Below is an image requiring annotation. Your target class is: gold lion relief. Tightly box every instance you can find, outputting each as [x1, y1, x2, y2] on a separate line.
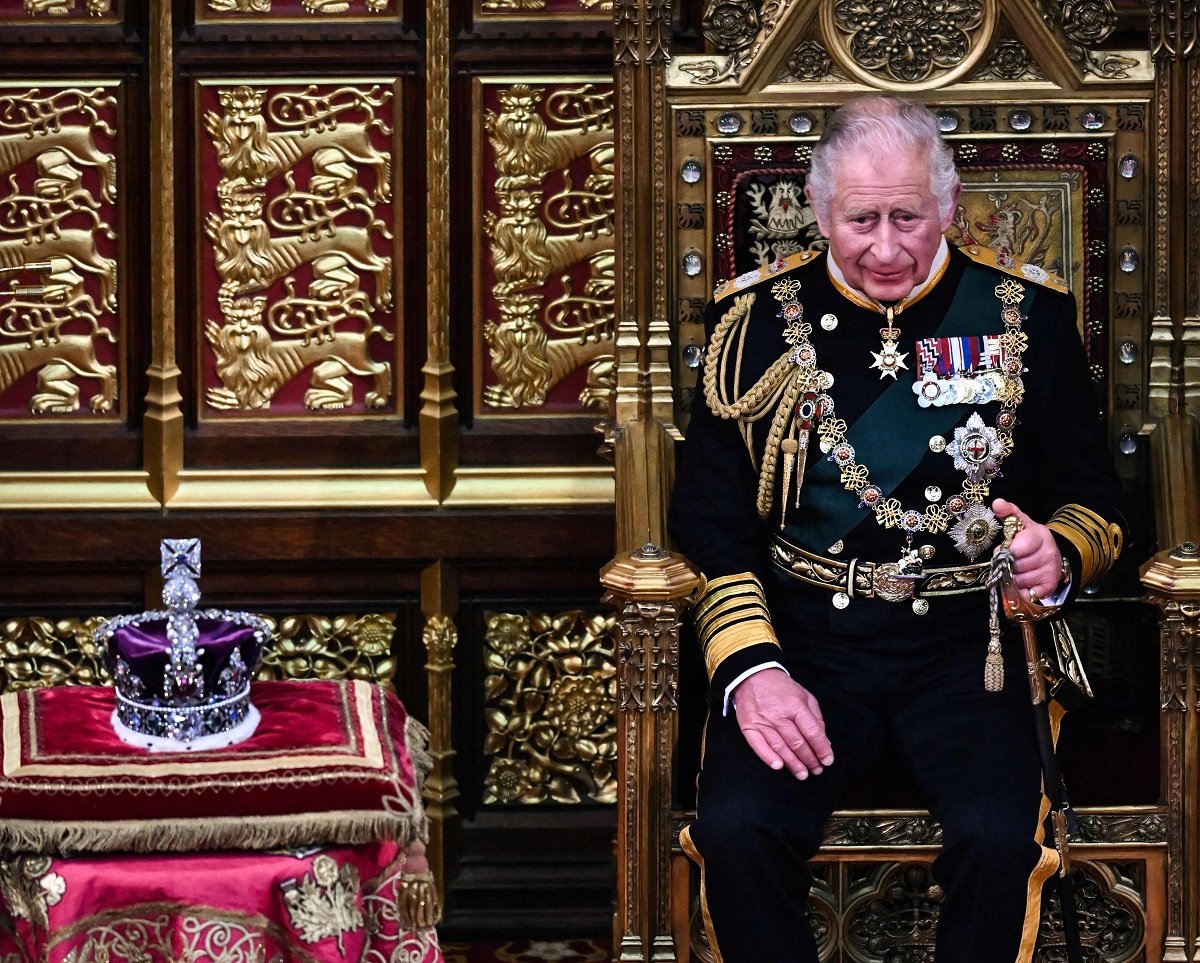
[484, 84, 612, 190]
[483, 289, 613, 409]
[205, 294, 393, 411]
[208, 0, 390, 13]
[21, 0, 112, 15]
[202, 83, 397, 414]
[204, 86, 392, 202]
[484, 188, 612, 297]
[480, 81, 616, 413]
[206, 179, 393, 310]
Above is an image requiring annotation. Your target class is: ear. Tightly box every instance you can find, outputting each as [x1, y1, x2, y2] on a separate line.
[806, 183, 829, 237]
[940, 182, 962, 233]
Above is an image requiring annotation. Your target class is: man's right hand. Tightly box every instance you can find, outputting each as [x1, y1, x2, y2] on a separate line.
[731, 668, 834, 779]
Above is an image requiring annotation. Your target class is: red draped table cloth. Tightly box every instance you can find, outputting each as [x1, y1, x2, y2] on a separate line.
[0, 679, 444, 963]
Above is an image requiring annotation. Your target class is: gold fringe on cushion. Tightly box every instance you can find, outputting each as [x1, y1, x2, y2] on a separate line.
[397, 871, 441, 929]
[405, 714, 434, 791]
[0, 811, 424, 857]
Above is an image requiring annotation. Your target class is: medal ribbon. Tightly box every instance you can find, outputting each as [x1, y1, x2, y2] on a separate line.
[794, 262, 1038, 551]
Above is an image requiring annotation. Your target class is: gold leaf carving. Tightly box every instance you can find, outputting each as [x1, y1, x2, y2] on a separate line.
[830, 0, 987, 84]
[0, 617, 109, 689]
[482, 611, 617, 805]
[422, 613, 458, 666]
[256, 613, 398, 685]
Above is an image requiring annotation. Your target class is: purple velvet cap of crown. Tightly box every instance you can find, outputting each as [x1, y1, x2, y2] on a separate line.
[107, 618, 262, 695]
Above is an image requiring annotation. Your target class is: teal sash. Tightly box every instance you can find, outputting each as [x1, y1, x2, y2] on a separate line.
[794, 263, 1037, 550]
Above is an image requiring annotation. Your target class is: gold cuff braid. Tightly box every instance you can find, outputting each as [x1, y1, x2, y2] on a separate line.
[693, 573, 780, 680]
[1046, 503, 1123, 587]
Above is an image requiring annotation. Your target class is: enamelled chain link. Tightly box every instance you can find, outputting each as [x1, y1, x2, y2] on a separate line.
[807, 277, 1030, 560]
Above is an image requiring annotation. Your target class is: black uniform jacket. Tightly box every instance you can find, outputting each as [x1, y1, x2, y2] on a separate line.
[668, 244, 1126, 700]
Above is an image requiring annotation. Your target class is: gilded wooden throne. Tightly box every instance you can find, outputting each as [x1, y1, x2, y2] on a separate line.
[603, 1, 1200, 960]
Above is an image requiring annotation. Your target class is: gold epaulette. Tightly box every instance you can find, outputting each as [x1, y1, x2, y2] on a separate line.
[959, 244, 1069, 293]
[712, 249, 821, 303]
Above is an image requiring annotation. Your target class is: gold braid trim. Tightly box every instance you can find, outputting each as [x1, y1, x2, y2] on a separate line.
[1046, 503, 1124, 587]
[693, 573, 779, 681]
[702, 293, 803, 519]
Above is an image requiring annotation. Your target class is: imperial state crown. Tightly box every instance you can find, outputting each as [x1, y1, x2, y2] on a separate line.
[94, 538, 270, 751]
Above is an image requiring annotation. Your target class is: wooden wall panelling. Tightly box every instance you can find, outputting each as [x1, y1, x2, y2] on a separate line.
[430, 0, 620, 933]
[0, 7, 150, 506]
[0, 0, 624, 940]
[171, 0, 427, 509]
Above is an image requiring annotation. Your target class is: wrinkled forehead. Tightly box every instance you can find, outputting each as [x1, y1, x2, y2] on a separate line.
[829, 149, 938, 204]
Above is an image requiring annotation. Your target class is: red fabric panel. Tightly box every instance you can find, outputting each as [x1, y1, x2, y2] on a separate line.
[0, 680, 423, 851]
[0, 841, 444, 963]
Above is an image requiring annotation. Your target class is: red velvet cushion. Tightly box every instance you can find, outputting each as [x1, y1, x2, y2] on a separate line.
[0, 679, 429, 855]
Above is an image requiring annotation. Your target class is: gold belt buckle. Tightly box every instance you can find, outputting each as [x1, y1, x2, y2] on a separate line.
[871, 562, 916, 602]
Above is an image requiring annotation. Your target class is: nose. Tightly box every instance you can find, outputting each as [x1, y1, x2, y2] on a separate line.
[872, 220, 898, 262]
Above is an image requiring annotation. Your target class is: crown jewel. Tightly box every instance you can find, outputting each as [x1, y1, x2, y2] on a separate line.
[95, 538, 270, 752]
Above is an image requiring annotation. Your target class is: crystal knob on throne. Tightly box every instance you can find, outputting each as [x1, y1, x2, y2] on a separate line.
[94, 538, 270, 752]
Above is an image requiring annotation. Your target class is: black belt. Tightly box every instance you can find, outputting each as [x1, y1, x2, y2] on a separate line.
[771, 534, 991, 603]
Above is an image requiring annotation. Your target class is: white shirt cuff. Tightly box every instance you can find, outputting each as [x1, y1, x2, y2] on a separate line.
[1038, 573, 1071, 607]
[723, 661, 789, 716]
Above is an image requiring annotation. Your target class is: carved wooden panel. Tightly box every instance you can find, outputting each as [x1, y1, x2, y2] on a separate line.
[474, 78, 615, 418]
[685, 854, 1162, 963]
[196, 79, 401, 419]
[0, 82, 121, 420]
[481, 609, 617, 805]
[194, 0, 400, 21]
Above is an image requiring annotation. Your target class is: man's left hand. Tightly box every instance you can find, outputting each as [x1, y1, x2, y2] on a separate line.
[991, 497, 1063, 599]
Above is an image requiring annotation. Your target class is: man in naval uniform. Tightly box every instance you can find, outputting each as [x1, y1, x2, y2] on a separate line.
[668, 95, 1125, 963]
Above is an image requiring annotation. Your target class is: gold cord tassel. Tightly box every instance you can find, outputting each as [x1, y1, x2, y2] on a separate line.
[984, 584, 1004, 692]
[397, 872, 441, 929]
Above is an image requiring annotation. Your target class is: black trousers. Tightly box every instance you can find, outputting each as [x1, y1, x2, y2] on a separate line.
[683, 615, 1057, 963]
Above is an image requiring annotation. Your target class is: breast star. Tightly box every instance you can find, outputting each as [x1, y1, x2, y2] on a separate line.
[869, 341, 909, 379]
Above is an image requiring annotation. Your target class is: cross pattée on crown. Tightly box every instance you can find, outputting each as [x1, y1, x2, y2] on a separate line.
[161, 538, 201, 580]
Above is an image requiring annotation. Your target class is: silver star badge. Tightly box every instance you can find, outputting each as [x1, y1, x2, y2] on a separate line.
[950, 504, 1001, 561]
[946, 412, 1002, 482]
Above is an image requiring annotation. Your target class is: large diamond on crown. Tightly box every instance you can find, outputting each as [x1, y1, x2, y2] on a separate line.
[94, 538, 269, 752]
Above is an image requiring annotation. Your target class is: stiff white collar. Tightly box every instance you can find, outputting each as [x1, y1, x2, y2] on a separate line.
[826, 236, 950, 310]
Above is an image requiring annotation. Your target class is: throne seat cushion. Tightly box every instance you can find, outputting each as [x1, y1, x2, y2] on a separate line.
[0, 678, 430, 855]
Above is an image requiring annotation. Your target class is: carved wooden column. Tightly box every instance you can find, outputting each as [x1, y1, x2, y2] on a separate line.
[602, 544, 699, 962]
[1143, 540, 1200, 961]
[421, 561, 460, 907]
[611, 0, 676, 554]
[145, 0, 183, 505]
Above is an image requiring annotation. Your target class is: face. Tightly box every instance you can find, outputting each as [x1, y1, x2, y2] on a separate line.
[811, 147, 958, 303]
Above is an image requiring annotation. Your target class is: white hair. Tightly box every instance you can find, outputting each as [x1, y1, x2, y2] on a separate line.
[806, 95, 960, 223]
